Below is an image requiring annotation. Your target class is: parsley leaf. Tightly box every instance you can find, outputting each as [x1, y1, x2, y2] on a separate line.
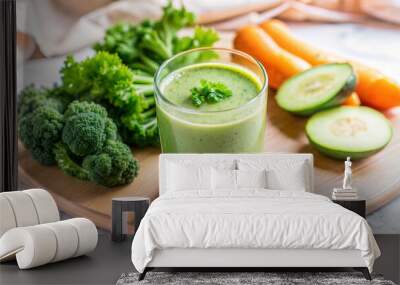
[191, 80, 233, 107]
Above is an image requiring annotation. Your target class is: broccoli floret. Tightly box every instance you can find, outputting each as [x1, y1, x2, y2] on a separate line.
[104, 118, 119, 142]
[18, 107, 64, 165]
[17, 85, 69, 118]
[53, 142, 89, 180]
[51, 101, 138, 187]
[83, 140, 139, 187]
[62, 113, 108, 156]
[62, 101, 118, 156]
[17, 86, 48, 118]
[63, 100, 108, 119]
[18, 92, 139, 187]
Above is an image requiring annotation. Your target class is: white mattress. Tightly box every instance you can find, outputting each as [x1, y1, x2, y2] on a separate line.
[131, 190, 380, 273]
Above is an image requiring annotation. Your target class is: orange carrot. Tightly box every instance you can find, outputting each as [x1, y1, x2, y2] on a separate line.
[342, 93, 361, 106]
[260, 20, 343, 65]
[353, 66, 400, 109]
[260, 20, 400, 110]
[234, 25, 311, 89]
[264, 66, 286, 89]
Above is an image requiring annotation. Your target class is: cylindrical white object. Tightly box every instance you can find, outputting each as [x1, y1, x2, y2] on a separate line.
[0, 192, 39, 227]
[65, 218, 98, 257]
[43, 221, 79, 262]
[23, 189, 59, 224]
[0, 190, 97, 269]
[0, 196, 17, 237]
[0, 226, 57, 269]
[0, 219, 98, 269]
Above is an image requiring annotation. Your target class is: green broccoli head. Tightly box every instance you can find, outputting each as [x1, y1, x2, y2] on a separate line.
[17, 86, 47, 118]
[62, 101, 118, 157]
[18, 89, 138, 187]
[105, 118, 118, 141]
[17, 85, 68, 118]
[64, 100, 107, 119]
[83, 140, 139, 187]
[62, 113, 106, 156]
[18, 106, 64, 165]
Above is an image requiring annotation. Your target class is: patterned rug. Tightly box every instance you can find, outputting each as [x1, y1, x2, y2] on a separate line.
[116, 271, 395, 285]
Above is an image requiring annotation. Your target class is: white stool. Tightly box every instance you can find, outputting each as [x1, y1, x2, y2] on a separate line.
[0, 190, 97, 269]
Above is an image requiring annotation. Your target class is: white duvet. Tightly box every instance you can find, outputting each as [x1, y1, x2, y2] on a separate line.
[131, 190, 380, 273]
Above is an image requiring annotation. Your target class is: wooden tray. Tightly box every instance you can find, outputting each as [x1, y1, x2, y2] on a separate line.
[19, 94, 400, 230]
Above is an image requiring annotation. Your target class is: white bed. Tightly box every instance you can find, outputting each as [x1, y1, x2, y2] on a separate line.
[131, 154, 380, 280]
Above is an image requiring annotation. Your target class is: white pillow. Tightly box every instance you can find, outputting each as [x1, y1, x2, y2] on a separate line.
[266, 163, 307, 191]
[212, 168, 237, 190]
[236, 169, 268, 189]
[237, 159, 309, 191]
[167, 163, 212, 191]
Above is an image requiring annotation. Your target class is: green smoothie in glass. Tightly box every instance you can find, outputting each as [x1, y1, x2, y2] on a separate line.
[155, 48, 267, 153]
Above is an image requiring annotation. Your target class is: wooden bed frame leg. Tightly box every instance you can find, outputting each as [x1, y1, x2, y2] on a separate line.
[138, 268, 148, 281]
[354, 267, 371, 280]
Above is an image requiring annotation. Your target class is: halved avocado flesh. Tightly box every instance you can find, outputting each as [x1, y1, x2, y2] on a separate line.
[306, 106, 392, 160]
[276, 63, 356, 116]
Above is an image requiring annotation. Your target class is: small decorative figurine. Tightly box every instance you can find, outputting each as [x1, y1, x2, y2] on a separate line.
[343, 157, 352, 190]
[332, 157, 357, 200]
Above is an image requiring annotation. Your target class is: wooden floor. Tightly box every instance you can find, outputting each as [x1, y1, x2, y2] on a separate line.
[1, 233, 398, 285]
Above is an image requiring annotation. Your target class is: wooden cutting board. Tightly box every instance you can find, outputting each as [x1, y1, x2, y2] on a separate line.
[18, 94, 400, 230]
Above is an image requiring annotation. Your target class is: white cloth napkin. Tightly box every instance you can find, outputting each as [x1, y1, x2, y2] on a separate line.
[16, 0, 400, 59]
[16, 0, 164, 58]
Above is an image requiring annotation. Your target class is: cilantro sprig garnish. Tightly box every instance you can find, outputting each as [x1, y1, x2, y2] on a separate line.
[191, 80, 233, 107]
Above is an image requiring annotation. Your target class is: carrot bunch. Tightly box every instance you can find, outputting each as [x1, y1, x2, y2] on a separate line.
[234, 20, 400, 110]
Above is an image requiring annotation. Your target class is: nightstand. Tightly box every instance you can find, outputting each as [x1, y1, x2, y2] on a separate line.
[333, 199, 366, 218]
[112, 197, 150, 242]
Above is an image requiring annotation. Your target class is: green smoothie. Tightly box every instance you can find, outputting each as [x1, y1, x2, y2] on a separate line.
[156, 62, 267, 153]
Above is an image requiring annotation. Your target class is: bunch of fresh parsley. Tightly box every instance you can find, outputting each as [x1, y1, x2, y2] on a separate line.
[94, 1, 219, 75]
